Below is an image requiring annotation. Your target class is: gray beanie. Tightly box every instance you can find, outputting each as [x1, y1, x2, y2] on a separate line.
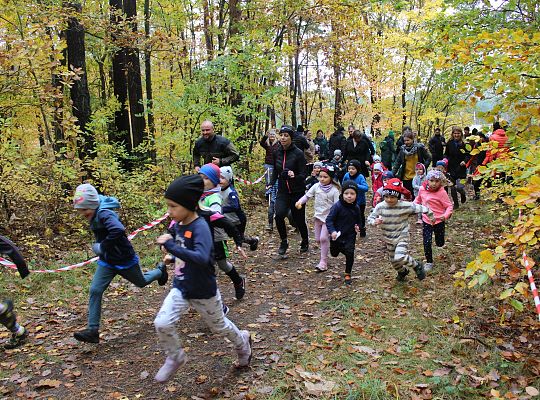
[73, 184, 100, 210]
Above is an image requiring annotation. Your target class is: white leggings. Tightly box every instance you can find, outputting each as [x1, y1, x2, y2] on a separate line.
[154, 288, 245, 360]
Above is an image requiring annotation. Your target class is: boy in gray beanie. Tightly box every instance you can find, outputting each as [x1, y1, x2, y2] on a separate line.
[72, 183, 168, 344]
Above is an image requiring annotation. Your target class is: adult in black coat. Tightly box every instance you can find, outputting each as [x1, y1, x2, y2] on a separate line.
[328, 127, 347, 157]
[269, 125, 309, 256]
[343, 130, 373, 177]
[445, 126, 470, 208]
[428, 127, 446, 167]
[193, 120, 240, 170]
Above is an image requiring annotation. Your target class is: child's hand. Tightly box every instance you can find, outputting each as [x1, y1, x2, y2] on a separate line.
[295, 201, 302, 209]
[163, 254, 174, 265]
[365, 160, 371, 166]
[236, 246, 247, 259]
[331, 232, 338, 240]
[375, 216, 383, 225]
[439, 216, 445, 222]
[156, 234, 173, 244]
[288, 170, 295, 178]
[354, 225, 360, 233]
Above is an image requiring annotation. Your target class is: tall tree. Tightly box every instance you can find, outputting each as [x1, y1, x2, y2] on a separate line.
[65, 2, 93, 159]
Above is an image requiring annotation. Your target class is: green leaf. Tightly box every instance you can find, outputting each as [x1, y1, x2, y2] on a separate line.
[499, 288, 514, 300]
[509, 298, 524, 312]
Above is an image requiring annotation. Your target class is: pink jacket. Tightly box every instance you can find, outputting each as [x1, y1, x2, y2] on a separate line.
[414, 185, 453, 225]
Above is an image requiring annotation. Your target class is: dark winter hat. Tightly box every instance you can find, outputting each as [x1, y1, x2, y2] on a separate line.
[382, 178, 407, 199]
[436, 158, 448, 170]
[388, 130, 395, 137]
[165, 175, 204, 211]
[382, 171, 394, 180]
[347, 159, 362, 173]
[341, 180, 358, 195]
[73, 183, 100, 210]
[279, 125, 295, 137]
[296, 125, 305, 133]
[199, 163, 221, 186]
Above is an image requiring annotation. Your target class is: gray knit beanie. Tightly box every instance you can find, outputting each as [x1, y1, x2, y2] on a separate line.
[73, 184, 100, 209]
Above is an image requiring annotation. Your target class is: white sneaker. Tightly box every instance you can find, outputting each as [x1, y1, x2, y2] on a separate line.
[155, 350, 187, 382]
[236, 330, 252, 368]
[424, 263, 433, 272]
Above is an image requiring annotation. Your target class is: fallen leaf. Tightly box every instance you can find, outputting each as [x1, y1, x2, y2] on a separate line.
[526, 387, 539, 396]
[35, 379, 62, 389]
[304, 380, 336, 396]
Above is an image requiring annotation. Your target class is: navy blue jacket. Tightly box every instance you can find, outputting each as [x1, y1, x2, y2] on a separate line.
[164, 217, 217, 299]
[90, 196, 136, 267]
[325, 199, 362, 249]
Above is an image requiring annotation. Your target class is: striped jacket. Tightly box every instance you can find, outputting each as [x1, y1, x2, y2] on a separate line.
[368, 201, 433, 244]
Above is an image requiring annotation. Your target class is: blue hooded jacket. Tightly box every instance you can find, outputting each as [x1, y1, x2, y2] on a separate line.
[342, 160, 369, 205]
[90, 195, 138, 269]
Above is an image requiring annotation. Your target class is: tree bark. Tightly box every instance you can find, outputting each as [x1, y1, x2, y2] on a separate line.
[66, 2, 93, 159]
[124, 0, 147, 151]
[144, 0, 156, 162]
[109, 0, 130, 144]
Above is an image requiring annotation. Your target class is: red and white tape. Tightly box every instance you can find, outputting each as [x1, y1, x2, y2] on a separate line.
[0, 213, 169, 274]
[523, 252, 540, 322]
[234, 171, 267, 185]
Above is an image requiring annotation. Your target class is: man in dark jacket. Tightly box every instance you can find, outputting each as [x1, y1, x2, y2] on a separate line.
[329, 126, 347, 157]
[193, 120, 240, 171]
[428, 127, 446, 167]
[380, 131, 395, 169]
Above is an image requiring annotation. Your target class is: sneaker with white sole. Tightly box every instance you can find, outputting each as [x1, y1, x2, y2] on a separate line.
[236, 330, 252, 368]
[155, 351, 187, 382]
[314, 263, 328, 272]
[424, 262, 433, 272]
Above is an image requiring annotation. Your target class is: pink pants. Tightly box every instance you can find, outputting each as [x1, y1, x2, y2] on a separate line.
[314, 219, 329, 266]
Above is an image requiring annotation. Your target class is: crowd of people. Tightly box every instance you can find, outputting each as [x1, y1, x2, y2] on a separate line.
[1, 119, 509, 384]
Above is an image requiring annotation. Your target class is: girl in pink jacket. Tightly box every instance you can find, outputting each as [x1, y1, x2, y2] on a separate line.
[413, 170, 453, 272]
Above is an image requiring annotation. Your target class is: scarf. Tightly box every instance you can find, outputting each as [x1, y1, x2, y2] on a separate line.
[200, 186, 221, 200]
[402, 142, 419, 156]
[319, 183, 334, 193]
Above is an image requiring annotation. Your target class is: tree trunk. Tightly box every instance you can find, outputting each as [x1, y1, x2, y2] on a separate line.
[124, 0, 147, 152]
[333, 63, 342, 128]
[144, 0, 156, 162]
[66, 2, 93, 159]
[202, 0, 214, 60]
[401, 53, 408, 128]
[109, 0, 130, 144]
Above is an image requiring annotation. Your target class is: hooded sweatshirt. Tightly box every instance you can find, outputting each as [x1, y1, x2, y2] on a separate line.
[90, 195, 138, 269]
[414, 182, 453, 225]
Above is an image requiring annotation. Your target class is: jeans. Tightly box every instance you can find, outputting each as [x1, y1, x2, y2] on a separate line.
[88, 264, 162, 329]
[422, 222, 445, 263]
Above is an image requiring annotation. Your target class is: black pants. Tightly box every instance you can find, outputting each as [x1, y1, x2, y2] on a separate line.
[275, 192, 308, 242]
[473, 178, 482, 198]
[422, 221, 445, 263]
[449, 177, 466, 207]
[359, 204, 366, 230]
[330, 241, 355, 274]
[403, 179, 414, 200]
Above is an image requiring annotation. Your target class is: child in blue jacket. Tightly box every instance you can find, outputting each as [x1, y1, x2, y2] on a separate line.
[342, 160, 369, 237]
[73, 184, 168, 343]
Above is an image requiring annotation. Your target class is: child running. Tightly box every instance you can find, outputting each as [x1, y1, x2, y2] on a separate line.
[368, 178, 434, 282]
[325, 181, 362, 284]
[342, 160, 369, 237]
[72, 184, 168, 343]
[412, 163, 427, 223]
[414, 170, 453, 271]
[295, 165, 340, 272]
[219, 166, 259, 251]
[0, 235, 30, 349]
[199, 163, 246, 300]
[154, 175, 252, 382]
[371, 162, 385, 207]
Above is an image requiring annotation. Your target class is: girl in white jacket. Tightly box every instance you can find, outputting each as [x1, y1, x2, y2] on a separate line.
[295, 165, 340, 271]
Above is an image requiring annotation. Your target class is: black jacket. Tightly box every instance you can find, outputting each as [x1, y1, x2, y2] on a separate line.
[343, 138, 372, 176]
[193, 134, 240, 168]
[325, 199, 362, 250]
[445, 139, 470, 179]
[270, 143, 307, 194]
[428, 134, 446, 162]
[328, 131, 347, 156]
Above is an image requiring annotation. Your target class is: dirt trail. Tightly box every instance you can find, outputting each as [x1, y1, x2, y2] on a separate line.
[2, 204, 449, 399]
